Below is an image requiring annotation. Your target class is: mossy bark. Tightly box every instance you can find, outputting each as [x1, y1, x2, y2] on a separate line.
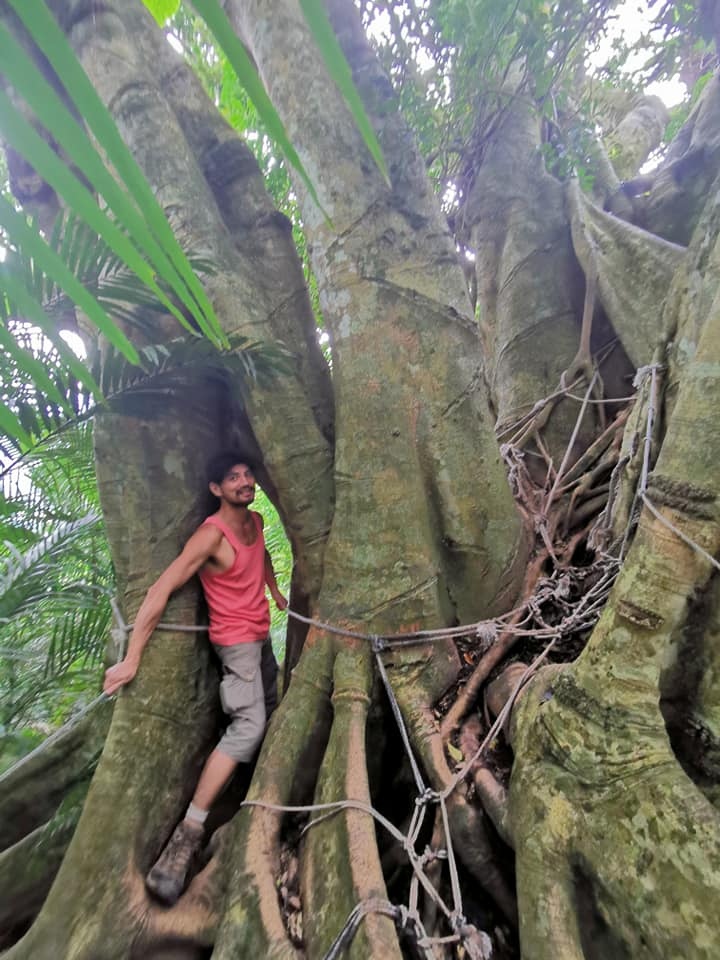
[642, 75, 720, 246]
[3, 2, 335, 953]
[221, 2, 526, 949]
[463, 75, 588, 453]
[506, 189, 720, 959]
[0, 697, 111, 850]
[3, 0, 720, 957]
[228, 0, 526, 625]
[0, 702, 110, 948]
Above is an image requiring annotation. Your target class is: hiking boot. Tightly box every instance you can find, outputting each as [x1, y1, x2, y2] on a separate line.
[146, 819, 204, 905]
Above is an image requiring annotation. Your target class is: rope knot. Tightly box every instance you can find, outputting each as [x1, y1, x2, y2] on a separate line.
[370, 634, 386, 653]
[633, 362, 662, 387]
[414, 787, 437, 808]
[475, 620, 498, 648]
[456, 920, 494, 960]
[419, 844, 447, 866]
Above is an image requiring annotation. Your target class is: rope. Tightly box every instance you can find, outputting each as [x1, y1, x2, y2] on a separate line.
[322, 898, 402, 960]
[440, 636, 558, 800]
[113, 590, 534, 654]
[619, 363, 659, 558]
[0, 690, 108, 780]
[641, 494, 720, 573]
[276, 610, 506, 960]
[286, 605, 520, 647]
[245, 795, 461, 931]
[544, 371, 598, 511]
[496, 375, 587, 441]
[638, 364, 658, 499]
[322, 897, 442, 960]
[110, 602, 209, 637]
[243, 798, 407, 847]
[241, 620, 499, 956]
[611, 362, 720, 574]
[373, 643, 428, 796]
[239, 621, 490, 955]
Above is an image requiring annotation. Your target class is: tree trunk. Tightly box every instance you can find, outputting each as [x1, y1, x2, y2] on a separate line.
[3, 1, 720, 957]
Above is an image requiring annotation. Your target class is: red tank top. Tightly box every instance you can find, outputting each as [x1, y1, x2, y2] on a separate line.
[197, 513, 270, 645]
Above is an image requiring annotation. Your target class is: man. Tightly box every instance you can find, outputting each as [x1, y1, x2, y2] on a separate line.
[103, 452, 287, 904]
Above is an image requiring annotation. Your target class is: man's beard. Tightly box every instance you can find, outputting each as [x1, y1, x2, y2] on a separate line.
[227, 490, 254, 508]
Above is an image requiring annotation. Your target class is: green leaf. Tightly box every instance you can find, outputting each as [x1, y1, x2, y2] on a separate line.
[45, 598, 112, 675]
[0, 24, 210, 343]
[188, 0, 329, 217]
[0, 88, 205, 346]
[141, 0, 181, 26]
[298, 0, 390, 185]
[0, 322, 67, 409]
[0, 511, 103, 620]
[0, 267, 101, 401]
[5, 0, 226, 347]
[0, 197, 140, 364]
[0, 403, 31, 448]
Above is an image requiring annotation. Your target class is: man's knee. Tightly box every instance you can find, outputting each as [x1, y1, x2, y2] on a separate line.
[215, 640, 271, 760]
[217, 705, 266, 762]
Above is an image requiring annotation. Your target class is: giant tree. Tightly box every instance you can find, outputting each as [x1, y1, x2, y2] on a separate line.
[2, 0, 720, 957]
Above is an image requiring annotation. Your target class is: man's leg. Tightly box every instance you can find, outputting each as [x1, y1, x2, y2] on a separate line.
[189, 748, 238, 810]
[261, 635, 279, 720]
[146, 641, 265, 904]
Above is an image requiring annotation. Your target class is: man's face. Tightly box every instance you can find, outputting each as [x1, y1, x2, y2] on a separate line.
[210, 463, 256, 508]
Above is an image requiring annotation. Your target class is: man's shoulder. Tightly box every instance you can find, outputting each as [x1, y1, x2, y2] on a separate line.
[192, 517, 224, 542]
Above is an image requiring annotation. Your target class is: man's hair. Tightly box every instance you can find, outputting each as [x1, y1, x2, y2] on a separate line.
[206, 451, 257, 487]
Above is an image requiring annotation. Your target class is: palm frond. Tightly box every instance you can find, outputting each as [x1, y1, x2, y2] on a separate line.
[0, 211, 221, 458]
[2, 2, 226, 345]
[38, 210, 217, 339]
[44, 599, 112, 676]
[0, 418, 112, 731]
[0, 315, 90, 461]
[0, 511, 104, 620]
[95, 333, 292, 402]
[298, 0, 389, 184]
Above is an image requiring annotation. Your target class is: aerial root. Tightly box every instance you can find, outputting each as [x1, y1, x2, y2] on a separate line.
[441, 553, 547, 738]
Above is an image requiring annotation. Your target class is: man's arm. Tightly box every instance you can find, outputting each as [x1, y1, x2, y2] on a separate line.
[103, 524, 222, 695]
[258, 512, 287, 610]
[264, 548, 288, 610]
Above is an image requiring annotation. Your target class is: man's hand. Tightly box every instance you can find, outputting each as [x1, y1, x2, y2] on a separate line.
[103, 657, 140, 696]
[271, 590, 288, 611]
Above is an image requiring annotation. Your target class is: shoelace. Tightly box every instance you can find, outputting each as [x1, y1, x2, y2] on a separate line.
[161, 824, 201, 873]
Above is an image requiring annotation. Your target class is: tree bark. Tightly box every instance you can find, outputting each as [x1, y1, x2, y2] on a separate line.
[3, 1, 720, 957]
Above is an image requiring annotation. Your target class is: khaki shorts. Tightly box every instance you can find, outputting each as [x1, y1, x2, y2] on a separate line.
[213, 637, 278, 763]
